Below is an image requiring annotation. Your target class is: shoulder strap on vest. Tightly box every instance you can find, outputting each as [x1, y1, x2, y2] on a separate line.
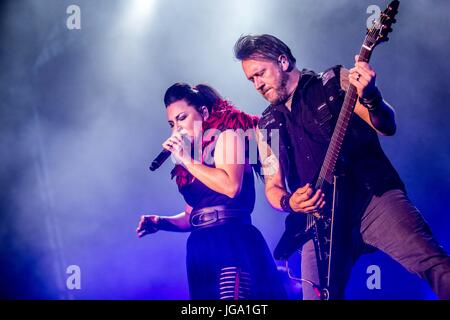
[258, 105, 277, 130]
[319, 64, 345, 115]
[297, 69, 318, 92]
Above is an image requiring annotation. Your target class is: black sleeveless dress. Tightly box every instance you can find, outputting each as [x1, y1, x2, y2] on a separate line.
[180, 164, 287, 300]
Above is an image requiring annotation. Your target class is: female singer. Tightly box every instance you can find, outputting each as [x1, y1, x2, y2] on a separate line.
[137, 83, 286, 300]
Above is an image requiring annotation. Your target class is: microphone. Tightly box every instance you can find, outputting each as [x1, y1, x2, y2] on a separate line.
[149, 130, 190, 171]
[149, 149, 171, 171]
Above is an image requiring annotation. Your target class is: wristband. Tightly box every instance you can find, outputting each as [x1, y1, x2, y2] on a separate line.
[359, 88, 383, 112]
[280, 193, 295, 213]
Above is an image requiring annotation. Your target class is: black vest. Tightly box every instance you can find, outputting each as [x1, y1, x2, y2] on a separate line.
[258, 65, 404, 197]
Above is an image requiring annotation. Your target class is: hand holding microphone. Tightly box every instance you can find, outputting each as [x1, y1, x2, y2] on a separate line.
[163, 130, 191, 163]
[149, 129, 191, 171]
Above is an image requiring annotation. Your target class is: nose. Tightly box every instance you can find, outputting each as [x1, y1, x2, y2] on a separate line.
[254, 78, 264, 92]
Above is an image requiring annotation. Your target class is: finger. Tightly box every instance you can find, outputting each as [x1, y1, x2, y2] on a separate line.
[295, 183, 311, 195]
[140, 215, 154, 227]
[292, 187, 309, 204]
[137, 226, 149, 234]
[163, 136, 175, 146]
[302, 183, 311, 191]
[292, 189, 312, 205]
[355, 61, 374, 72]
[352, 69, 370, 83]
[138, 230, 149, 238]
[170, 135, 183, 144]
[349, 67, 358, 75]
[349, 70, 368, 84]
[169, 135, 181, 143]
[354, 66, 373, 82]
[319, 201, 326, 209]
[138, 216, 147, 230]
[302, 201, 320, 211]
[349, 75, 365, 91]
[354, 75, 369, 87]
[162, 141, 173, 151]
[355, 62, 374, 74]
[305, 188, 314, 198]
[295, 192, 317, 208]
[168, 137, 180, 146]
[302, 205, 319, 213]
[169, 139, 184, 153]
[300, 190, 324, 208]
[314, 198, 326, 209]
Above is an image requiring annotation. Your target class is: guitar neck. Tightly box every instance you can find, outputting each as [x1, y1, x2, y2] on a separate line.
[315, 45, 373, 190]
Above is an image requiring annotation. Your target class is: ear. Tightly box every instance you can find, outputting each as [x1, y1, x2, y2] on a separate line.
[200, 106, 209, 121]
[277, 54, 290, 72]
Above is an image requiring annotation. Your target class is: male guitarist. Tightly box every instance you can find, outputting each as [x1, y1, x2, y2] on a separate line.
[234, 33, 450, 299]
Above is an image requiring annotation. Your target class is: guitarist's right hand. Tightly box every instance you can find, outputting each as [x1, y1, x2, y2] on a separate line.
[289, 183, 326, 216]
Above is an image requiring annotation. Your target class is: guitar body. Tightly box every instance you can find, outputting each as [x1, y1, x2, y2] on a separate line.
[273, 0, 400, 300]
[274, 173, 350, 300]
[313, 174, 354, 300]
[273, 177, 334, 263]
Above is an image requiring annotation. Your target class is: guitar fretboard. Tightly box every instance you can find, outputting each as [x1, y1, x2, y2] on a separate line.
[308, 46, 373, 231]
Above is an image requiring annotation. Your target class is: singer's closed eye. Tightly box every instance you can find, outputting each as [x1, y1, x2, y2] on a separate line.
[168, 113, 186, 128]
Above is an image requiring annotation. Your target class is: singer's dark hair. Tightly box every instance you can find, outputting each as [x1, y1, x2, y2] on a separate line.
[163, 82, 263, 187]
[164, 83, 222, 114]
[234, 34, 296, 70]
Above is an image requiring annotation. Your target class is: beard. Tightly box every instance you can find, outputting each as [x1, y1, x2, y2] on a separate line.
[266, 71, 290, 105]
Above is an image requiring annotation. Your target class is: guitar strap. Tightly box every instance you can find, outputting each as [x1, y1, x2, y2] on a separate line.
[313, 65, 346, 141]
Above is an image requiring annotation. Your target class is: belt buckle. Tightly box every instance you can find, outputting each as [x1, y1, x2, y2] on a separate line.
[191, 209, 220, 227]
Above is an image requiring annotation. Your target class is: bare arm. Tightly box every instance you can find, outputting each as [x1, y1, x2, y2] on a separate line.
[181, 129, 245, 198]
[137, 204, 193, 237]
[158, 203, 193, 232]
[256, 128, 289, 211]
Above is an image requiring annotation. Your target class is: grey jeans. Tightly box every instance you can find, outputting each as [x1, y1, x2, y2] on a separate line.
[301, 189, 450, 300]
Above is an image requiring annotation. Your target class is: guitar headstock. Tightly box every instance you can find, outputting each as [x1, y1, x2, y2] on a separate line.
[365, 0, 399, 50]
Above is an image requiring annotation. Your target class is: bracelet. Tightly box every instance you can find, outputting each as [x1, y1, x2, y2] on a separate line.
[359, 88, 383, 112]
[280, 193, 295, 213]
